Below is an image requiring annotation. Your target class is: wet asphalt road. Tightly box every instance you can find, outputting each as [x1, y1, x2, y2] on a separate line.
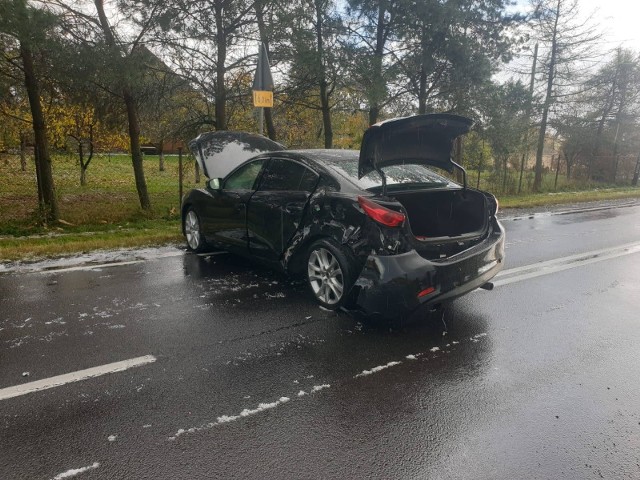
[1, 203, 640, 479]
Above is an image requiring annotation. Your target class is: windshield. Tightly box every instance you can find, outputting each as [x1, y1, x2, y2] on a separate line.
[318, 156, 456, 191]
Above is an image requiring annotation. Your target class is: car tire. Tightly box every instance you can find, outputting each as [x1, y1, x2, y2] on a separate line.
[183, 208, 207, 253]
[306, 239, 355, 310]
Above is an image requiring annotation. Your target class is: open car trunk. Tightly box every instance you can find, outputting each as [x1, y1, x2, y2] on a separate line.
[390, 188, 489, 242]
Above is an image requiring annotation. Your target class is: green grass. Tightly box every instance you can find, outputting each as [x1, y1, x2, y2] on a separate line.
[0, 152, 638, 262]
[498, 187, 640, 209]
[0, 152, 196, 261]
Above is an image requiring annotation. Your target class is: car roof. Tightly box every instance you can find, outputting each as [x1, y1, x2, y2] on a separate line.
[268, 149, 367, 194]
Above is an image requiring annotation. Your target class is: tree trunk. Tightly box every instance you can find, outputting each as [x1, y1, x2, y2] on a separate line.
[124, 90, 151, 210]
[78, 141, 87, 186]
[314, 0, 332, 148]
[502, 157, 508, 192]
[418, 65, 427, 115]
[563, 151, 572, 179]
[95, 0, 150, 210]
[19, 132, 27, 171]
[368, 2, 386, 125]
[534, 0, 560, 192]
[632, 152, 639, 186]
[519, 43, 538, 194]
[214, 3, 227, 130]
[158, 140, 165, 172]
[319, 80, 333, 148]
[20, 42, 58, 222]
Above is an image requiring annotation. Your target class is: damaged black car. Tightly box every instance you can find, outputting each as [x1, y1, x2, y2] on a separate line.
[182, 114, 505, 320]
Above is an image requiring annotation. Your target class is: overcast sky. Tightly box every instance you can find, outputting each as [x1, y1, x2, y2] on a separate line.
[581, 0, 640, 51]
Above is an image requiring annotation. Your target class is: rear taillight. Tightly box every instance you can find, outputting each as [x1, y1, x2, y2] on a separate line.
[357, 196, 405, 227]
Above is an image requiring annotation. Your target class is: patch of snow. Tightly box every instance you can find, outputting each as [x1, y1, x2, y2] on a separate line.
[45, 318, 66, 325]
[405, 355, 417, 360]
[22, 372, 30, 377]
[169, 396, 291, 441]
[14, 318, 32, 329]
[142, 424, 152, 429]
[297, 390, 307, 397]
[355, 361, 402, 378]
[264, 292, 286, 299]
[50, 462, 100, 479]
[107, 435, 117, 442]
[430, 347, 440, 353]
[1, 246, 183, 275]
[311, 384, 330, 393]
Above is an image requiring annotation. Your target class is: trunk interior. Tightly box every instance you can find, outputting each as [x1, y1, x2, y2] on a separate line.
[391, 188, 488, 240]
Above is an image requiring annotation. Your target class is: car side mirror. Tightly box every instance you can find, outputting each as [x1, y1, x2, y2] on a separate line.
[207, 178, 222, 190]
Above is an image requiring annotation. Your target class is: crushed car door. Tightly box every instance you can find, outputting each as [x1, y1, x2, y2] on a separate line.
[247, 158, 319, 261]
[202, 159, 266, 252]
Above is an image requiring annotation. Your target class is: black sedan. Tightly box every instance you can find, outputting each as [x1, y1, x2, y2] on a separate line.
[182, 114, 505, 320]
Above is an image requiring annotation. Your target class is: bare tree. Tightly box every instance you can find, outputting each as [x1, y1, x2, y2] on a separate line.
[530, 0, 601, 191]
[583, 49, 640, 181]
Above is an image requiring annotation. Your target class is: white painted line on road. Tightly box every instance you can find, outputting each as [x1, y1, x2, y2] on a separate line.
[0, 355, 156, 401]
[494, 241, 640, 287]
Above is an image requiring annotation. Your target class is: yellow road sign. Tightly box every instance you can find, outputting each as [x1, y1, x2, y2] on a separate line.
[253, 90, 273, 108]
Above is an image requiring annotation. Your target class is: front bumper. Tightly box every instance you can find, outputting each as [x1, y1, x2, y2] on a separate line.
[353, 220, 505, 320]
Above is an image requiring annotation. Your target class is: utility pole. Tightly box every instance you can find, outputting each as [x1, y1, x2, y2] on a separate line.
[252, 43, 274, 136]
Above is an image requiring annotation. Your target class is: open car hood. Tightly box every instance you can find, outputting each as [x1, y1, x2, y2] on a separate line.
[189, 131, 285, 179]
[358, 114, 474, 178]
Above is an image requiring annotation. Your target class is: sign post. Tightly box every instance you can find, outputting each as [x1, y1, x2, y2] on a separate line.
[252, 43, 274, 136]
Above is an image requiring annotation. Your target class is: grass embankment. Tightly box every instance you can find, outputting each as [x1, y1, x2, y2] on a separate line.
[1, 152, 639, 262]
[0, 153, 195, 262]
[499, 187, 640, 208]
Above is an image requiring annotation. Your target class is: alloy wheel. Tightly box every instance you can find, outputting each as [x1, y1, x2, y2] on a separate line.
[184, 210, 201, 250]
[307, 247, 344, 305]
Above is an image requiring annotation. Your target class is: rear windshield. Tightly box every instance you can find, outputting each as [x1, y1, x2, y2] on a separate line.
[318, 156, 456, 191]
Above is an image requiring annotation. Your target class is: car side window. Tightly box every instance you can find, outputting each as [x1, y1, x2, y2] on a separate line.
[259, 158, 318, 192]
[224, 160, 265, 190]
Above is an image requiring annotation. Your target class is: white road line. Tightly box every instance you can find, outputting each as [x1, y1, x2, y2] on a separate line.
[0, 355, 156, 401]
[494, 241, 640, 287]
